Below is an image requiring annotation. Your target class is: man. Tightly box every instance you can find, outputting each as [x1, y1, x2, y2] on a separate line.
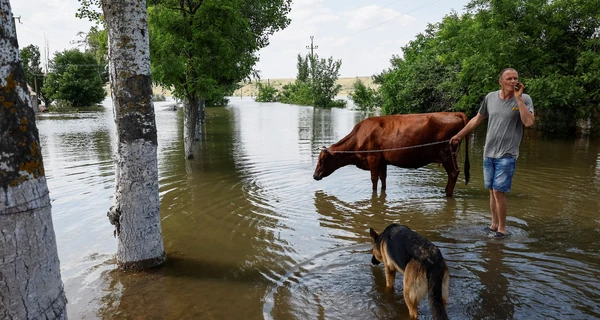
[450, 68, 534, 237]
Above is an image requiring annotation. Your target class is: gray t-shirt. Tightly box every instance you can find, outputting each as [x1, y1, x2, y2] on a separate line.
[478, 90, 534, 159]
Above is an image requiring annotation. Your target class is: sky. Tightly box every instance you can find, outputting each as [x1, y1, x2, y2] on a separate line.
[12, 0, 471, 79]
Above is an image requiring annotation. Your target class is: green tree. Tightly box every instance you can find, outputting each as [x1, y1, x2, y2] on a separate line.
[277, 53, 345, 108]
[378, 0, 600, 135]
[310, 55, 345, 108]
[74, 25, 109, 83]
[42, 48, 107, 107]
[19, 44, 48, 105]
[349, 78, 380, 111]
[296, 53, 309, 82]
[147, 0, 292, 159]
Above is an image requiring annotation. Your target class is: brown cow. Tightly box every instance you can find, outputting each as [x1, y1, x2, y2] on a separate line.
[313, 112, 470, 196]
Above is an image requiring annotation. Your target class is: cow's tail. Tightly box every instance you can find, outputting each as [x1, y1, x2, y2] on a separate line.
[461, 113, 470, 185]
[464, 131, 470, 184]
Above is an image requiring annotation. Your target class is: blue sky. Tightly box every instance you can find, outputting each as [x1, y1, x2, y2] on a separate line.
[12, 0, 471, 79]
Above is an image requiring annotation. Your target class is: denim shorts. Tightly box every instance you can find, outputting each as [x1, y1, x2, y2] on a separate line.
[483, 156, 516, 192]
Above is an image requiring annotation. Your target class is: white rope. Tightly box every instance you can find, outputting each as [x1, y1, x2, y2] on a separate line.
[325, 140, 451, 154]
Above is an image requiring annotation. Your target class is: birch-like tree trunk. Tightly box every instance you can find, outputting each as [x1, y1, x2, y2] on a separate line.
[102, 0, 166, 270]
[183, 98, 198, 159]
[194, 99, 205, 141]
[0, 1, 67, 318]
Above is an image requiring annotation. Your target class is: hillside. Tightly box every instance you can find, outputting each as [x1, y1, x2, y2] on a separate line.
[113, 76, 377, 98]
[231, 76, 376, 97]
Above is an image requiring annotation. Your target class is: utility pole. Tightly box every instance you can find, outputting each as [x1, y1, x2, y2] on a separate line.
[306, 35, 318, 60]
[33, 76, 39, 113]
[306, 36, 318, 106]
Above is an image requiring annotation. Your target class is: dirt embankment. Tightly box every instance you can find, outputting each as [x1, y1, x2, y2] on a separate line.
[232, 76, 376, 97]
[105, 77, 377, 98]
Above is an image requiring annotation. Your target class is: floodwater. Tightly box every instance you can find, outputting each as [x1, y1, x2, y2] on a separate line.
[35, 97, 600, 320]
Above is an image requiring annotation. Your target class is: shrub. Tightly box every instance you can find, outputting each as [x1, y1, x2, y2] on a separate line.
[255, 83, 279, 102]
[48, 99, 76, 113]
[152, 93, 166, 102]
[348, 78, 380, 111]
[278, 81, 313, 105]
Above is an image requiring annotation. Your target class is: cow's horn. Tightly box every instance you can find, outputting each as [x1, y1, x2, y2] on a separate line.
[319, 146, 327, 151]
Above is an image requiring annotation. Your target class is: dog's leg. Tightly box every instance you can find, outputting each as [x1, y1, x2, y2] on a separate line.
[404, 261, 427, 319]
[442, 265, 450, 308]
[385, 265, 396, 289]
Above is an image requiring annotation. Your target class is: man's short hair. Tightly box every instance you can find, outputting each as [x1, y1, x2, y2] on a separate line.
[499, 68, 517, 80]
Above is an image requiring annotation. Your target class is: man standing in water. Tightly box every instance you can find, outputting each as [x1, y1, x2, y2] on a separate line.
[450, 68, 535, 237]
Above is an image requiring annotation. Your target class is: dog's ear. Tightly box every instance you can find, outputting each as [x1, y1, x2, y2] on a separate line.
[369, 228, 378, 240]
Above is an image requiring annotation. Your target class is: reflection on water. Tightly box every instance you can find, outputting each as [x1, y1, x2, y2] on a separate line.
[36, 97, 600, 319]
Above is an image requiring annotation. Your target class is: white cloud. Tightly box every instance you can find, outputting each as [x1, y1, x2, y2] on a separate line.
[345, 5, 414, 31]
[13, 0, 471, 79]
[333, 36, 351, 47]
[13, 0, 95, 65]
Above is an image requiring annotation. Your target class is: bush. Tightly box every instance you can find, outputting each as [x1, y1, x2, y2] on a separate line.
[348, 78, 380, 111]
[255, 83, 278, 102]
[278, 81, 314, 106]
[152, 93, 166, 102]
[49, 100, 76, 113]
[328, 99, 347, 108]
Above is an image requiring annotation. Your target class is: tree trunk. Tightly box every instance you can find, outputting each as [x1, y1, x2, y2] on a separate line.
[183, 98, 198, 159]
[0, 1, 67, 318]
[102, 0, 166, 270]
[195, 99, 205, 141]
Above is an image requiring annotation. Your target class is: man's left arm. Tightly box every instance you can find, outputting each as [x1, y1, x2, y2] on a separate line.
[515, 82, 535, 127]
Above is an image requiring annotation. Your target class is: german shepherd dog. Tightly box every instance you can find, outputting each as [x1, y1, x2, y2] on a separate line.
[370, 224, 449, 319]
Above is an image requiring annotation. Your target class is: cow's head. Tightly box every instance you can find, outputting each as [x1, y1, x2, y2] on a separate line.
[313, 146, 337, 180]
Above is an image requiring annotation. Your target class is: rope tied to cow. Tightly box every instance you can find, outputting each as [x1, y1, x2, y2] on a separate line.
[321, 139, 462, 172]
[321, 140, 453, 154]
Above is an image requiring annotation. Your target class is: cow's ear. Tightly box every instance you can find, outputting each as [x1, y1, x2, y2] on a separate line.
[369, 228, 378, 240]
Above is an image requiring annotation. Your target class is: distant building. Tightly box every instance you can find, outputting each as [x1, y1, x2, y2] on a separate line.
[26, 85, 46, 113]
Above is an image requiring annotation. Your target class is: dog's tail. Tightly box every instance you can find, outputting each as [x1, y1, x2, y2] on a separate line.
[427, 262, 449, 320]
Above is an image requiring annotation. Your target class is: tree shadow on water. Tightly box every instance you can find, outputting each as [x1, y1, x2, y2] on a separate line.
[95, 254, 267, 320]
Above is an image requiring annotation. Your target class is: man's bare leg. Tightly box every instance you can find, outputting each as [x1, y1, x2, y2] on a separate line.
[492, 189, 507, 234]
[489, 189, 498, 231]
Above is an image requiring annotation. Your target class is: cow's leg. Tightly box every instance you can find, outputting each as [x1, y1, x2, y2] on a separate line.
[370, 169, 379, 191]
[379, 163, 387, 191]
[441, 157, 460, 197]
[368, 158, 380, 191]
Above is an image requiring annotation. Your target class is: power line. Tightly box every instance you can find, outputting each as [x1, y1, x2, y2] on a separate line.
[349, 0, 445, 37]
[18, 18, 68, 46]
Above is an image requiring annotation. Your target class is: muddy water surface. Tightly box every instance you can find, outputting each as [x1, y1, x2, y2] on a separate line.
[36, 98, 600, 319]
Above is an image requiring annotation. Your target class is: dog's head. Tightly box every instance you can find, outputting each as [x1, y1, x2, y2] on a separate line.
[369, 228, 382, 265]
